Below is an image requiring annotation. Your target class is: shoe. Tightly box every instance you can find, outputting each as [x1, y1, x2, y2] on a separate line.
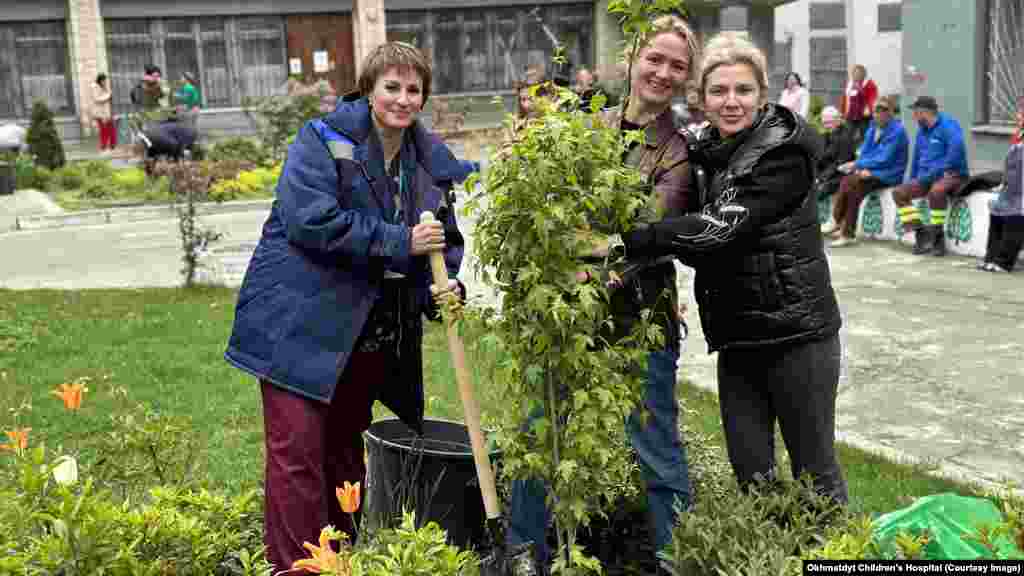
[976, 260, 992, 270]
[911, 225, 932, 255]
[985, 263, 1010, 273]
[831, 235, 857, 247]
[820, 221, 838, 235]
[930, 225, 946, 257]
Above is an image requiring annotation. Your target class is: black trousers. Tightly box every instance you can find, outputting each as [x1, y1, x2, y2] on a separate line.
[985, 214, 1024, 272]
[716, 334, 848, 503]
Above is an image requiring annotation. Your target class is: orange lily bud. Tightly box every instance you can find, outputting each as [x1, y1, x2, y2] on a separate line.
[52, 382, 87, 411]
[336, 481, 361, 514]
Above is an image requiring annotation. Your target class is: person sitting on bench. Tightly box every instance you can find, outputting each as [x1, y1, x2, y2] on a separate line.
[815, 106, 860, 237]
[892, 96, 969, 257]
[829, 95, 909, 247]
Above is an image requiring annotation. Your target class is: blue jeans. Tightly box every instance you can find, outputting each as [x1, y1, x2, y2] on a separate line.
[508, 347, 691, 567]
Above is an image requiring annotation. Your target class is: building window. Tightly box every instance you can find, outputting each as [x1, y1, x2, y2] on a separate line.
[105, 15, 287, 114]
[387, 3, 592, 95]
[809, 36, 847, 108]
[986, 0, 1023, 125]
[810, 2, 845, 31]
[0, 21, 74, 119]
[877, 3, 902, 33]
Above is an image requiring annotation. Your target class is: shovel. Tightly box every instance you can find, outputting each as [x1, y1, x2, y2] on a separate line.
[422, 211, 537, 576]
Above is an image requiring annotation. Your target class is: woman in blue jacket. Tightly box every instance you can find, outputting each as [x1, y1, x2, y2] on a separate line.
[830, 95, 909, 246]
[224, 42, 470, 571]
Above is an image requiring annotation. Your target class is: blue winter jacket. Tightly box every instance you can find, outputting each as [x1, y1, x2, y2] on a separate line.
[909, 112, 969, 185]
[854, 118, 909, 185]
[224, 96, 473, 431]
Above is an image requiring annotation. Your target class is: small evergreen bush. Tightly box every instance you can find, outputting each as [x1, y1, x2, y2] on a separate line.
[26, 100, 65, 170]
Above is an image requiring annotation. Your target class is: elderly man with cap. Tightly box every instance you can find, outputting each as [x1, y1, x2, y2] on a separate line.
[830, 95, 910, 247]
[816, 105, 860, 237]
[892, 95, 968, 256]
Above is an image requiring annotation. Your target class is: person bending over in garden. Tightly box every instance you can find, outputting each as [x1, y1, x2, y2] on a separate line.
[509, 14, 697, 572]
[223, 42, 470, 572]
[584, 32, 848, 506]
[829, 95, 909, 247]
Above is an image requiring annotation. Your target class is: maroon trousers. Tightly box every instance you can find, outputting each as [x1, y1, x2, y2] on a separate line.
[261, 351, 386, 572]
[835, 173, 886, 237]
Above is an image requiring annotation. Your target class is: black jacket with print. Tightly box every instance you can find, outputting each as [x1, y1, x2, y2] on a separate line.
[623, 104, 842, 351]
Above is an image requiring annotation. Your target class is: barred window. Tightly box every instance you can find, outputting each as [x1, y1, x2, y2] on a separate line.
[105, 15, 286, 113]
[810, 2, 845, 31]
[877, 3, 902, 33]
[809, 36, 847, 108]
[986, 0, 1023, 125]
[0, 21, 73, 118]
[389, 3, 593, 95]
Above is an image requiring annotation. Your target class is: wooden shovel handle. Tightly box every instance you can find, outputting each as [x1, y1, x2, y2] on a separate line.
[420, 211, 501, 520]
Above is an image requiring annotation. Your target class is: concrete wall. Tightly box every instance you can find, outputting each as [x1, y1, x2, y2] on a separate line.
[901, 0, 991, 167]
[4, 0, 66, 20]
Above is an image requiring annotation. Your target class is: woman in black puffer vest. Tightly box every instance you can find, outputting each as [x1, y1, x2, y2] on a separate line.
[599, 33, 847, 503]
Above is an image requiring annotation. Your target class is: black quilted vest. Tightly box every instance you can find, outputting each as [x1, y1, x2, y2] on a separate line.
[690, 105, 842, 351]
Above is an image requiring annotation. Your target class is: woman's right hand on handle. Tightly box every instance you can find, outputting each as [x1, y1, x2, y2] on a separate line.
[410, 220, 445, 256]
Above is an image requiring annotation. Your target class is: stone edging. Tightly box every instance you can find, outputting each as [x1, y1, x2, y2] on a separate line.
[15, 199, 274, 231]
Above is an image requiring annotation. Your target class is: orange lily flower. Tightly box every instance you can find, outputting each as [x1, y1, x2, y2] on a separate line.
[52, 381, 88, 411]
[336, 481, 361, 514]
[291, 526, 349, 574]
[0, 428, 31, 453]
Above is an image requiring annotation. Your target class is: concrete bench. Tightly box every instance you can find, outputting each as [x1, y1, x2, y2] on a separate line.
[818, 182, 1022, 263]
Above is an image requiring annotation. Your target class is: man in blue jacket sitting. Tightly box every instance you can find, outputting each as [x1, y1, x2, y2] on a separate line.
[830, 95, 909, 246]
[892, 96, 969, 256]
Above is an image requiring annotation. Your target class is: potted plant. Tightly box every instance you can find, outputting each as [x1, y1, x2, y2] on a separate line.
[459, 1, 686, 572]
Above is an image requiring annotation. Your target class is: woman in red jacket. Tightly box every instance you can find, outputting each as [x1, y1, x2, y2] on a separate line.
[841, 64, 878, 143]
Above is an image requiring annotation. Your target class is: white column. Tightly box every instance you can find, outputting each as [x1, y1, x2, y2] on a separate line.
[67, 0, 107, 134]
[352, 0, 388, 80]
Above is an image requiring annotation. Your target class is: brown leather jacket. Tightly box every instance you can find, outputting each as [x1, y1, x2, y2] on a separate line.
[598, 103, 694, 347]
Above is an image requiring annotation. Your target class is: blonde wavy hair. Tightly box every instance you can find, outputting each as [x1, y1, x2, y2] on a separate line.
[699, 33, 770, 107]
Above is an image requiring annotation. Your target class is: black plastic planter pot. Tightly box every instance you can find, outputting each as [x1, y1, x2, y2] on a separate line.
[364, 417, 497, 550]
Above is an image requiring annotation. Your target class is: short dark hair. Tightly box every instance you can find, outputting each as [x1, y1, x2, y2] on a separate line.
[96, 73, 107, 84]
[785, 72, 803, 87]
[357, 42, 432, 104]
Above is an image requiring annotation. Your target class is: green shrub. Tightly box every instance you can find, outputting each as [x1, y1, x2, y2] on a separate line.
[53, 164, 85, 190]
[208, 137, 272, 166]
[245, 91, 322, 161]
[660, 476, 847, 576]
[25, 100, 65, 170]
[351, 510, 479, 576]
[112, 167, 148, 193]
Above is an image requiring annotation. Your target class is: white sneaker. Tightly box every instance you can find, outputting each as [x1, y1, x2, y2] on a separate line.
[985, 263, 1009, 273]
[831, 235, 857, 247]
[820, 221, 838, 235]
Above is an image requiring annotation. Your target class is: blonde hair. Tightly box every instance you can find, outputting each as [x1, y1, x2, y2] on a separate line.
[629, 14, 701, 100]
[699, 33, 770, 106]
[357, 42, 433, 103]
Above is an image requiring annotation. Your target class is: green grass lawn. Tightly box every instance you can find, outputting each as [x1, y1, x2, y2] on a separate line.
[0, 286, 976, 514]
